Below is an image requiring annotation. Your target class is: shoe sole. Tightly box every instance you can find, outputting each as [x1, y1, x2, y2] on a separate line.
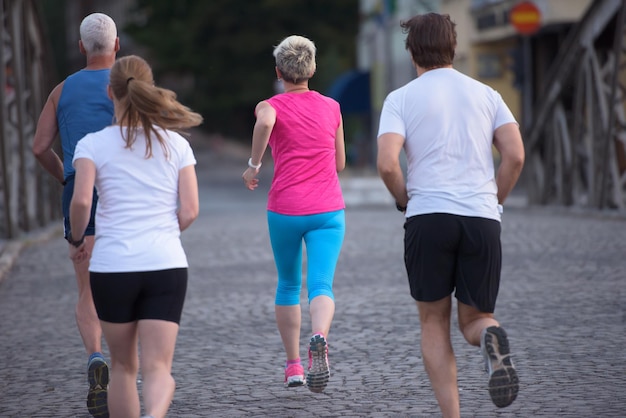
[87, 359, 110, 418]
[285, 376, 305, 388]
[483, 326, 519, 408]
[307, 335, 330, 393]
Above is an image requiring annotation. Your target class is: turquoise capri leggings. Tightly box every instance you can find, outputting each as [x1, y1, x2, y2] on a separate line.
[267, 209, 345, 306]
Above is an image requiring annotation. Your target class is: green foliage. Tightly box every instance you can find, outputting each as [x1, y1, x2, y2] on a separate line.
[125, 0, 359, 139]
[37, 0, 68, 80]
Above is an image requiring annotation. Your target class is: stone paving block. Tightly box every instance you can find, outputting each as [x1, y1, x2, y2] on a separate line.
[1, 144, 625, 417]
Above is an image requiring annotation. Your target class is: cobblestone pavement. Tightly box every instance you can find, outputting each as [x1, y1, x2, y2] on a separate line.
[1, 137, 625, 417]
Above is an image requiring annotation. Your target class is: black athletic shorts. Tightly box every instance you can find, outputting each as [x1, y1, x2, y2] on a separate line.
[62, 175, 97, 239]
[90, 268, 188, 324]
[403, 213, 502, 313]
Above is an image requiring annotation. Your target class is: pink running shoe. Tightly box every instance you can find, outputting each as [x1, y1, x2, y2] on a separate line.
[284, 362, 305, 387]
[307, 333, 330, 393]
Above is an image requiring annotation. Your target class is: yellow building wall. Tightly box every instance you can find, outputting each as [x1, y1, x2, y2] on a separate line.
[442, 0, 595, 123]
[473, 41, 521, 121]
[442, 0, 521, 121]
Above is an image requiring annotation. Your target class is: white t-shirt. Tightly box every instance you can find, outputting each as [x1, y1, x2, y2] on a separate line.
[378, 68, 517, 221]
[73, 125, 196, 272]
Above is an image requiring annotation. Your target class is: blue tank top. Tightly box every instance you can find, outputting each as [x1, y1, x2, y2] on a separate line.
[57, 69, 114, 178]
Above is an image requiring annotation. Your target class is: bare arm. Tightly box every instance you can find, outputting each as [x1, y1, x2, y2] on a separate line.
[335, 116, 346, 172]
[32, 83, 64, 184]
[242, 101, 276, 190]
[69, 158, 95, 240]
[68, 158, 95, 263]
[377, 133, 408, 208]
[493, 122, 525, 204]
[177, 164, 199, 231]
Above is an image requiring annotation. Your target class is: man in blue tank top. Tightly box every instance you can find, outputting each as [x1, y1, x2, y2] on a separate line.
[32, 13, 119, 418]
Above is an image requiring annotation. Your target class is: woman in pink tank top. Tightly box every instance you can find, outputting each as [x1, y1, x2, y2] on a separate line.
[242, 35, 346, 393]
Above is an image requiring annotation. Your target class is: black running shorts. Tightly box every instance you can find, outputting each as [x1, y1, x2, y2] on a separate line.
[90, 268, 188, 324]
[62, 176, 97, 239]
[403, 213, 501, 313]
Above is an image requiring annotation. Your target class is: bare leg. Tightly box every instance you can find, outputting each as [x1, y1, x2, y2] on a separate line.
[139, 319, 180, 418]
[275, 305, 302, 361]
[416, 296, 460, 418]
[100, 321, 140, 418]
[457, 301, 518, 408]
[72, 235, 102, 355]
[306, 295, 334, 393]
[457, 301, 498, 346]
[310, 295, 334, 337]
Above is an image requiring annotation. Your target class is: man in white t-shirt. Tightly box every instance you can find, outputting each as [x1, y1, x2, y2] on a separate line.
[377, 13, 525, 417]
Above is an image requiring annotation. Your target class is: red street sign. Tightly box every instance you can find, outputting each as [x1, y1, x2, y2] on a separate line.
[510, 1, 542, 35]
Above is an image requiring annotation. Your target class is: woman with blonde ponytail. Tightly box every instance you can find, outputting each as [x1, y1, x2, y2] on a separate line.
[69, 55, 203, 418]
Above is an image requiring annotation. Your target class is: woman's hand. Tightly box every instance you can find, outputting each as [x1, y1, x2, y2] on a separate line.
[69, 242, 90, 264]
[242, 167, 260, 190]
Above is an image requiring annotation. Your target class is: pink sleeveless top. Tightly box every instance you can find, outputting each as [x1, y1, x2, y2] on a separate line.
[265, 91, 345, 215]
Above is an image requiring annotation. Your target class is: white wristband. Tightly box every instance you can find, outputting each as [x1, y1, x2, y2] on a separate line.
[248, 158, 262, 169]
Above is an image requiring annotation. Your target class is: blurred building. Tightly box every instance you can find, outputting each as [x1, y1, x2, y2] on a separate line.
[358, 0, 591, 123]
[356, 0, 626, 210]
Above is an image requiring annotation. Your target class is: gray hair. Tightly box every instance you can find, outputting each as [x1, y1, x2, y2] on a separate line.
[273, 35, 316, 84]
[79, 13, 117, 56]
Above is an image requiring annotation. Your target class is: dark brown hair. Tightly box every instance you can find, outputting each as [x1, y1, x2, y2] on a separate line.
[109, 55, 203, 158]
[400, 13, 457, 69]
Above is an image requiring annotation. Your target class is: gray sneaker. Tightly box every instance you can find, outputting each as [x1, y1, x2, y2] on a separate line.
[87, 356, 109, 417]
[306, 334, 330, 393]
[481, 326, 519, 408]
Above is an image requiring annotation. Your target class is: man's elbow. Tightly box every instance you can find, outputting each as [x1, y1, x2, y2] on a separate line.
[377, 159, 396, 177]
[501, 147, 525, 171]
[511, 151, 525, 171]
[32, 140, 46, 158]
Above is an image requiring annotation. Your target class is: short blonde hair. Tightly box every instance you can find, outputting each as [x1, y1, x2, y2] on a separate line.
[273, 35, 316, 84]
[79, 13, 117, 56]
